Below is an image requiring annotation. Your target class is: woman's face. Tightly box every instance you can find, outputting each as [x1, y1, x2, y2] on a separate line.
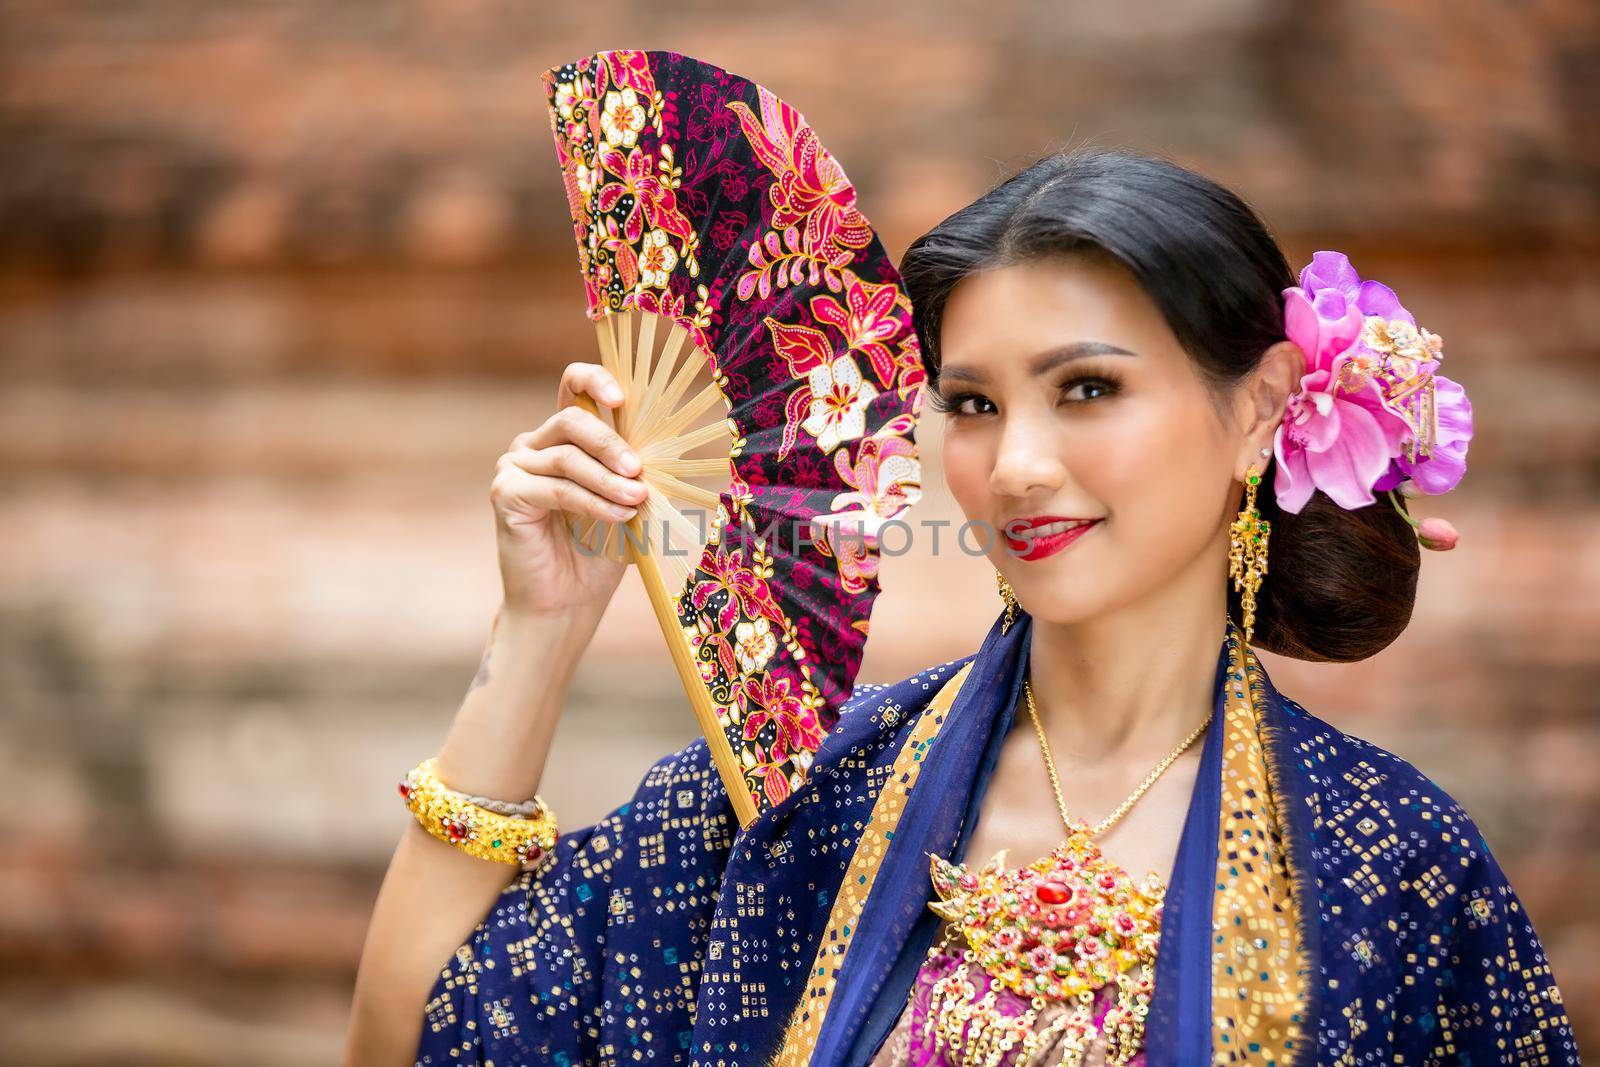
[932, 254, 1284, 626]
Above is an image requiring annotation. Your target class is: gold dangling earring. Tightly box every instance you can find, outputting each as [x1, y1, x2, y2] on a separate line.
[1228, 449, 1272, 646]
[995, 570, 1020, 634]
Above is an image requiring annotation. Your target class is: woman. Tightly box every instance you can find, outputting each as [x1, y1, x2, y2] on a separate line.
[345, 149, 1579, 1066]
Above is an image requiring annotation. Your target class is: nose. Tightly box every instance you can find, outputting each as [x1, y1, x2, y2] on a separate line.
[988, 411, 1066, 500]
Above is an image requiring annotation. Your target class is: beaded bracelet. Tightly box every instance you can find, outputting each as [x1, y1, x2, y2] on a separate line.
[398, 756, 558, 870]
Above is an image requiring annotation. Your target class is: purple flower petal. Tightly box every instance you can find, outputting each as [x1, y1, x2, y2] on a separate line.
[1356, 279, 1414, 325]
[1311, 287, 1352, 322]
[1302, 250, 1360, 297]
[1372, 462, 1407, 492]
[1433, 374, 1473, 444]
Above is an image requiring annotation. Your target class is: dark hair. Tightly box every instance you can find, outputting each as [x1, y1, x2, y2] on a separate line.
[899, 146, 1418, 663]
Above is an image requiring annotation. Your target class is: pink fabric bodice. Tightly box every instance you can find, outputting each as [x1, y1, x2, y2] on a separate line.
[867, 945, 1146, 1067]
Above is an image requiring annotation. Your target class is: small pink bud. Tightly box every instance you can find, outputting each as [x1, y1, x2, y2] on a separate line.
[1417, 516, 1459, 551]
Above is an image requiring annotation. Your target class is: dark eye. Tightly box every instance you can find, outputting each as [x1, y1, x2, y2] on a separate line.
[926, 389, 994, 417]
[1060, 374, 1121, 404]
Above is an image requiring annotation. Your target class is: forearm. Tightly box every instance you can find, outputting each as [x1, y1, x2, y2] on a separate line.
[344, 603, 599, 1067]
[435, 603, 596, 799]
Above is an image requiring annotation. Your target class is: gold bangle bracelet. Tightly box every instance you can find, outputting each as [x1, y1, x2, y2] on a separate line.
[398, 756, 558, 870]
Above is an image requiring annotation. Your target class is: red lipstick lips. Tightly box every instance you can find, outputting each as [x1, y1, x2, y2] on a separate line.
[1003, 515, 1102, 562]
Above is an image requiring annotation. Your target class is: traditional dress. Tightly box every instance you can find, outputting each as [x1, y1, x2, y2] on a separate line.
[413, 612, 1579, 1065]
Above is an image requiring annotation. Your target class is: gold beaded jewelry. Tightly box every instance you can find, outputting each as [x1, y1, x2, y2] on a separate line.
[1023, 676, 1211, 838]
[399, 756, 558, 870]
[995, 570, 1020, 634]
[1228, 454, 1272, 647]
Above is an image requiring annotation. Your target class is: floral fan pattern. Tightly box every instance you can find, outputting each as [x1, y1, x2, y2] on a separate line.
[542, 50, 924, 817]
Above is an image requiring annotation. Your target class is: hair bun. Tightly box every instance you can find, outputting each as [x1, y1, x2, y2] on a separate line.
[1243, 485, 1420, 662]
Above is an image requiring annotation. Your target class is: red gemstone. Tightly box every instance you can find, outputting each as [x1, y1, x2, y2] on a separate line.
[1036, 881, 1070, 905]
[447, 820, 467, 841]
[398, 782, 411, 799]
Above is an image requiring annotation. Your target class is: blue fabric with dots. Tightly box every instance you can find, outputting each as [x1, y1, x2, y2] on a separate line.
[413, 617, 1580, 1065]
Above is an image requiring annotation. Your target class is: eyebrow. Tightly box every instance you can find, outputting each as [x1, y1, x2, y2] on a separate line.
[935, 341, 1138, 385]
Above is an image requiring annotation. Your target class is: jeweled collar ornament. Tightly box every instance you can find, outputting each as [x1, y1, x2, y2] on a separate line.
[915, 673, 1211, 1065]
[924, 833, 1163, 1064]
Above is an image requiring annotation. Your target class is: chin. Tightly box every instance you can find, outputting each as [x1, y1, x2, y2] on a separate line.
[998, 573, 1108, 626]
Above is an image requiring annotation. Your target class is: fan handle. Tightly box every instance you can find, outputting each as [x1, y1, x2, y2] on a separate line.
[572, 389, 763, 829]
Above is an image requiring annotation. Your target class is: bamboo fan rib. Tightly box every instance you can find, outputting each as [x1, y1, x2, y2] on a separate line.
[571, 304, 759, 825]
[574, 306, 732, 598]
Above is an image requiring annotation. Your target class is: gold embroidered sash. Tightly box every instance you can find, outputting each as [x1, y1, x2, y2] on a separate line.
[772, 660, 975, 1065]
[1210, 629, 1311, 1063]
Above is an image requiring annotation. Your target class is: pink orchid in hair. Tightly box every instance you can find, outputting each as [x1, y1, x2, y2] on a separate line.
[1272, 360, 1412, 513]
[1273, 252, 1473, 548]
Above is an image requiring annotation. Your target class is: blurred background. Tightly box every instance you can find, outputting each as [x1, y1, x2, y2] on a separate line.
[2, 1, 1596, 1062]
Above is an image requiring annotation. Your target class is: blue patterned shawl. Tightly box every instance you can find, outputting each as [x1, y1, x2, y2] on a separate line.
[413, 611, 1579, 1065]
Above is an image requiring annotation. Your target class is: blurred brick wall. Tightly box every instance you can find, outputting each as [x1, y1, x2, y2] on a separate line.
[1, 1, 1596, 1061]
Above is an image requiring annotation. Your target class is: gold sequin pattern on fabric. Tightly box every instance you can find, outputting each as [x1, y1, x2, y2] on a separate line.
[1210, 627, 1310, 1064]
[770, 660, 976, 1065]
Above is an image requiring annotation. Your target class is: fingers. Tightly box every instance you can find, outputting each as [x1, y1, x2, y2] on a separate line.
[505, 444, 648, 512]
[517, 406, 642, 479]
[557, 361, 625, 415]
[490, 362, 648, 525]
[490, 452, 642, 524]
[519, 364, 641, 479]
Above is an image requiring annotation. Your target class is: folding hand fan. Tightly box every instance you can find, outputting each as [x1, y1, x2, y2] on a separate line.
[539, 49, 925, 828]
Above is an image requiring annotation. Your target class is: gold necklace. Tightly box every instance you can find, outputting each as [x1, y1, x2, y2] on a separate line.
[1023, 676, 1212, 838]
[914, 680, 1214, 1064]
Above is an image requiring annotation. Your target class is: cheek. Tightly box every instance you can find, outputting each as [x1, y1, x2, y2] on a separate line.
[1063, 403, 1173, 510]
[940, 429, 993, 512]
[1088, 396, 1230, 532]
